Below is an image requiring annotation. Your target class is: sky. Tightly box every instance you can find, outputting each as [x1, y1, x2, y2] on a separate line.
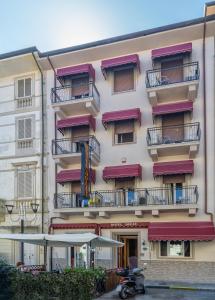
[0, 0, 210, 55]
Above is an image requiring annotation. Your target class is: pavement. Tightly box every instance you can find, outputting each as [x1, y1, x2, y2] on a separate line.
[97, 280, 215, 300]
[98, 288, 215, 299]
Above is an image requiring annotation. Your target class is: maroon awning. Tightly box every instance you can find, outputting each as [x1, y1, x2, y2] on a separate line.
[103, 164, 142, 180]
[56, 169, 96, 184]
[152, 42, 192, 59]
[57, 115, 96, 131]
[152, 101, 193, 116]
[56, 63, 95, 81]
[101, 54, 140, 78]
[102, 108, 141, 128]
[153, 160, 194, 176]
[148, 222, 215, 241]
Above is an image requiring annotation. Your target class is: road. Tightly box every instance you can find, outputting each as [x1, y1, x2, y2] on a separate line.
[98, 288, 215, 300]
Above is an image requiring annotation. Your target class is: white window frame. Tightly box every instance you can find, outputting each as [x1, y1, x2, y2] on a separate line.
[16, 115, 35, 153]
[159, 240, 192, 258]
[16, 167, 35, 200]
[15, 76, 33, 99]
[112, 65, 136, 95]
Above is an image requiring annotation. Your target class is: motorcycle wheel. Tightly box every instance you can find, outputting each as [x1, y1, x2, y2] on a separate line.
[118, 286, 128, 299]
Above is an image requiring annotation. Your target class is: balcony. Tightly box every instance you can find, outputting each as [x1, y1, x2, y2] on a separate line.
[147, 122, 200, 161]
[51, 82, 100, 117]
[52, 136, 100, 166]
[53, 186, 198, 218]
[145, 62, 199, 105]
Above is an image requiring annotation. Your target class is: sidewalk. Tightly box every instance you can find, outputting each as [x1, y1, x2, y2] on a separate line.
[145, 279, 215, 291]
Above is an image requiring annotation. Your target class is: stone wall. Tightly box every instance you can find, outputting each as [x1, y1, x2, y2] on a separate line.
[139, 260, 215, 284]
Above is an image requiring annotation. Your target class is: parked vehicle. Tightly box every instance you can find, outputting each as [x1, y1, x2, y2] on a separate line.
[116, 264, 147, 299]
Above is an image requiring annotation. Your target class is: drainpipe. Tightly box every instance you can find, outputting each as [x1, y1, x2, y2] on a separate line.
[203, 5, 214, 222]
[47, 57, 58, 197]
[32, 52, 45, 233]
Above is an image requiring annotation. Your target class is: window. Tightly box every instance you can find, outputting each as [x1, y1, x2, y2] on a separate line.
[160, 241, 191, 257]
[114, 120, 135, 144]
[17, 78, 32, 98]
[16, 117, 33, 150]
[17, 168, 34, 199]
[113, 67, 134, 93]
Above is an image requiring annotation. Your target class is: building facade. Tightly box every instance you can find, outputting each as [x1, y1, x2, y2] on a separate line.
[0, 51, 47, 265]
[0, 1, 215, 283]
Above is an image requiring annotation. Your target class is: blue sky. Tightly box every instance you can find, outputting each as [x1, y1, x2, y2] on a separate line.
[0, 0, 209, 54]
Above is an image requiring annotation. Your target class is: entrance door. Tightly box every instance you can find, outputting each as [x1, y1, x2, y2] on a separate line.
[118, 235, 138, 269]
[24, 243, 36, 265]
[162, 113, 184, 143]
[161, 58, 183, 84]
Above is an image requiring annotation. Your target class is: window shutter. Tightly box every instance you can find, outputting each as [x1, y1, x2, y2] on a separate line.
[18, 172, 25, 198]
[17, 170, 33, 198]
[72, 182, 81, 193]
[114, 68, 134, 93]
[25, 171, 33, 197]
[18, 119, 25, 139]
[72, 76, 89, 97]
[115, 120, 134, 134]
[25, 118, 32, 139]
[72, 126, 89, 141]
[25, 78, 32, 97]
[163, 174, 185, 184]
[18, 79, 24, 98]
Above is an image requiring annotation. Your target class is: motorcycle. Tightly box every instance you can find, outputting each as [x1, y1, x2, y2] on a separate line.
[116, 264, 147, 299]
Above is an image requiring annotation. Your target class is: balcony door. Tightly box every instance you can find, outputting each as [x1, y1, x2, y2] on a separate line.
[72, 126, 89, 152]
[162, 113, 184, 143]
[163, 175, 185, 204]
[115, 178, 135, 206]
[161, 57, 183, 84]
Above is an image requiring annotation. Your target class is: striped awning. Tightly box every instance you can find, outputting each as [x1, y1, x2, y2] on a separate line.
[152, 42, 192, 59]
[148, 222, 215, 241]
[153, 160, 194, 176]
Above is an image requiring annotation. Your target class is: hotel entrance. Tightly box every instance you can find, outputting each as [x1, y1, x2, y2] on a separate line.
[118, 235, 138, 269]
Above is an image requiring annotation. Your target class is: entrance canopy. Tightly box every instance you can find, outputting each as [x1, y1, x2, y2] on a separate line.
[0, 233, 124, 248]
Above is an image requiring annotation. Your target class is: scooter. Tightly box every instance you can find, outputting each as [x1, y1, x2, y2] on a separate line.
[116, 264, 147, 299]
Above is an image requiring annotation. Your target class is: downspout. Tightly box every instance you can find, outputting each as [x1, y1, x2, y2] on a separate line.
[32, 52, 45, 233]
[47, 57, 58, 197]
[203, 7, 214, 221]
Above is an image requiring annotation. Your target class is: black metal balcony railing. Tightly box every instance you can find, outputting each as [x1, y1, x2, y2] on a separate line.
[52, 135, 100, 159]
[145, 62, 199, 88]
[147, 122, 201, 146]
[51, 82, 100, 107]
[54, 186, 198, 209]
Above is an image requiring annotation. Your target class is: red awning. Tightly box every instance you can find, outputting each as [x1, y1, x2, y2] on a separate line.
[101, 54, 140, 78]
[102, 108, 141, 128]
[152, 101, 193, 116]
[57, 115, 96, 131]
[148, 222, 215, 241]
[153, 160, 194, 176]
[152, 42, 192, 59]
[56, 169, 96, 184]
[56, 63, 95, 81]
[103, 164, 142, 180]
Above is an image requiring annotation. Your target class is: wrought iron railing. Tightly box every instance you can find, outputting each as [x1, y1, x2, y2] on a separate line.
[147, 122, 200, 146]
[145, 62, 199, 88]
[51, 82, 100, 107]
[54, 186, 198, 209]
[52, 136, 100, 159]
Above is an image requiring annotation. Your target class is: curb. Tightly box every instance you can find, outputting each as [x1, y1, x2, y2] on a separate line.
[146, 284, 215, 292]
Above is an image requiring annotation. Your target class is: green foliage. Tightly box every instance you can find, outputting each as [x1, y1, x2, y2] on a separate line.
[2, 266, 106, 300]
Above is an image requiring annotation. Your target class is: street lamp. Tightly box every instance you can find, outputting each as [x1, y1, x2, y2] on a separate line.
[5, 201, 39, 263]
